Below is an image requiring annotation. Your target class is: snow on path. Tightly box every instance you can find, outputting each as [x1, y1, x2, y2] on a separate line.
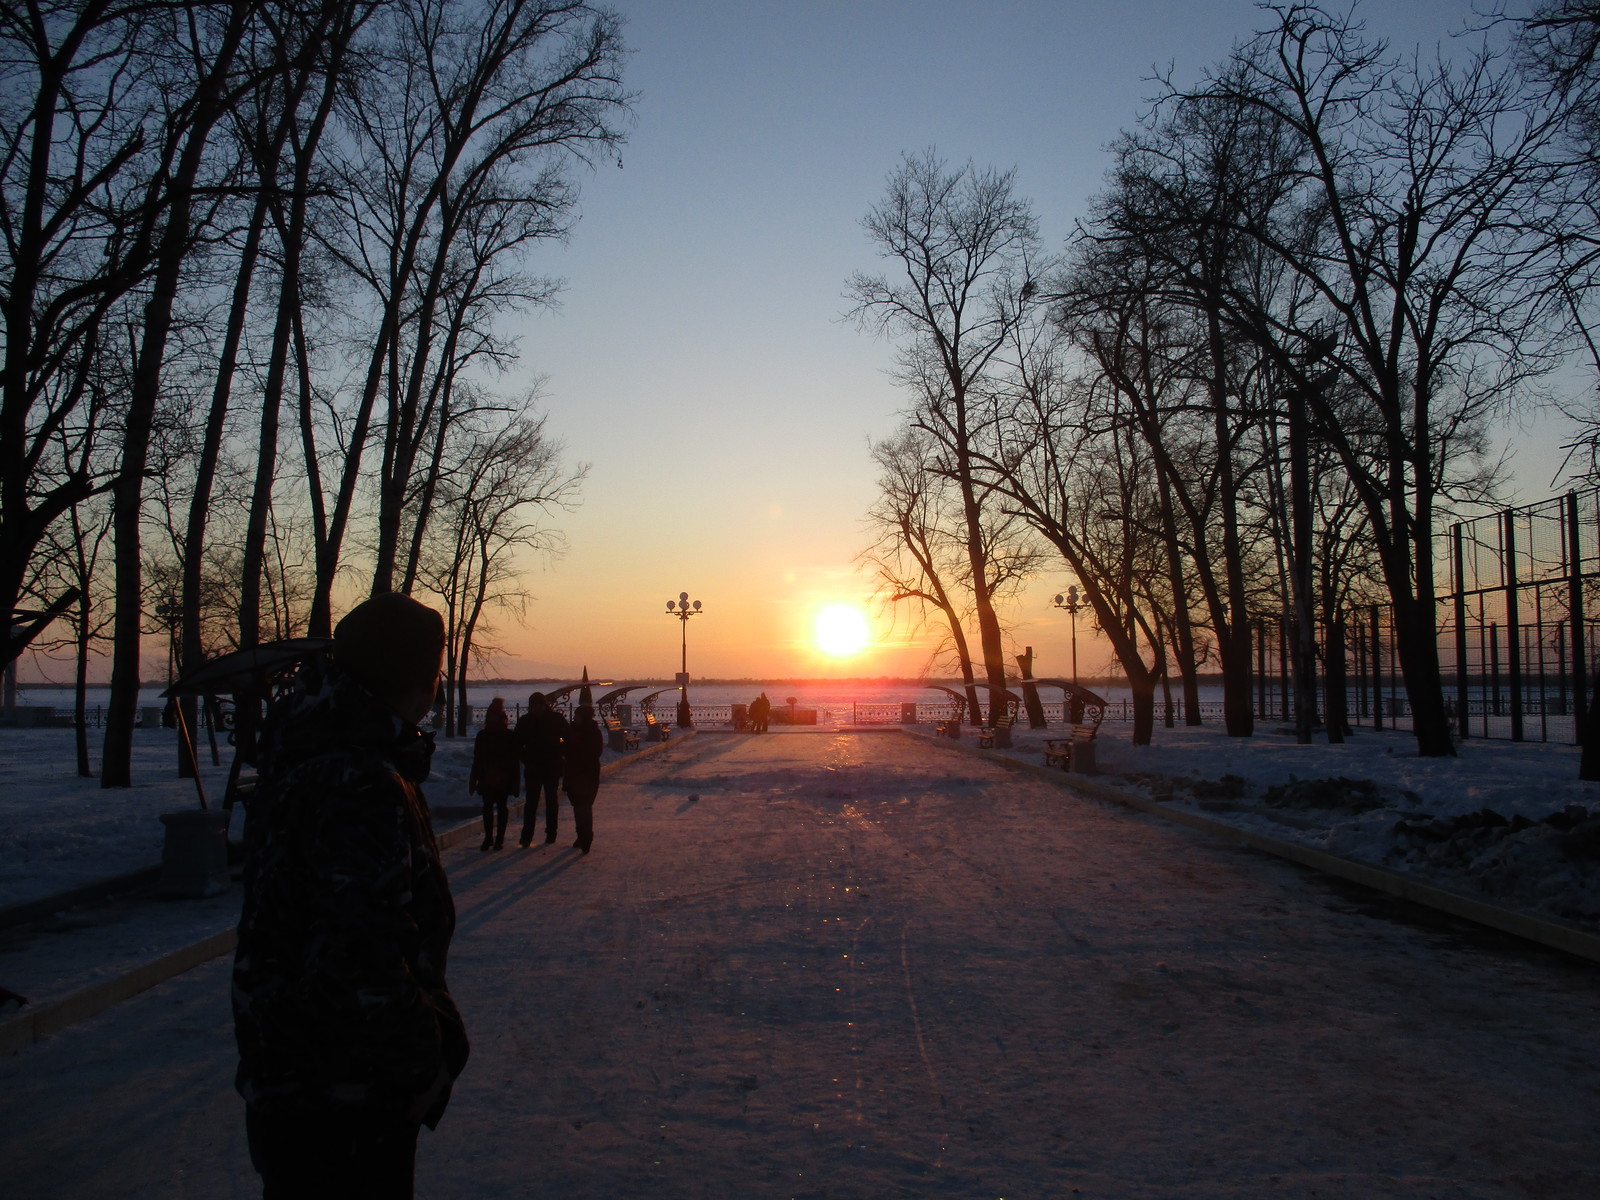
[2, 732, 1598, 1199]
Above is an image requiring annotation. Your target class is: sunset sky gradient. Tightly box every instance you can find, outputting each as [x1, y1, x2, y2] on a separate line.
[29, 0, 1563, 689]
[495, 0, 1563, 683]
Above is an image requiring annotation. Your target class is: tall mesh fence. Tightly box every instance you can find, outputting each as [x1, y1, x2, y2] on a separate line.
[1437, 488, 1599, 743]
[1136, 488, 1600, 744]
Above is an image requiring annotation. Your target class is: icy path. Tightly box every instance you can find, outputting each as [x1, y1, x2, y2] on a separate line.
[2, 731, 1599, 1199]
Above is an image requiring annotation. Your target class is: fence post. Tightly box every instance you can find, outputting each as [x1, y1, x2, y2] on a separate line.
[1278, 615, 1290, 719]
[1490, 623, 1501, 717]
[1570, 490, 1587, 741]
[1256, 618, 1267, 719]
[1453, 522, 1470, 741]
[1504, 509, 1524, 741]
[1370, 604, 1383, 731]
[1354, 614, 1367, 719]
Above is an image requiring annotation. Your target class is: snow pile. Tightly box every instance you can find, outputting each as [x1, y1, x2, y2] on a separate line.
[982, 721, 1600, 930]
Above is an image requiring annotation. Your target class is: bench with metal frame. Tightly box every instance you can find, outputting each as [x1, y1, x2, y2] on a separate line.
[1038, 679, 1109, 773]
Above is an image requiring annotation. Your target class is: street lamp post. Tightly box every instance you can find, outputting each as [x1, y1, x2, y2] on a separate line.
[1053, 586, 1084, 725]
[666, 592, 702, 727]
[1052, 586, 1081, 687]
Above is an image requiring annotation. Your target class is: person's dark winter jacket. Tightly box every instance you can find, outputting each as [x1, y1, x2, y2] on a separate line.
[561, 716, 604, 803]
[469, 727, 522, 797]
[514, 706, 568, 775]
[233, 654, 469, 1128]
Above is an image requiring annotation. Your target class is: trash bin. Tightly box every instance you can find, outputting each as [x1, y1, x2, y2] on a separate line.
[158, 808, 232, 897]
[140, 705, 164, 729]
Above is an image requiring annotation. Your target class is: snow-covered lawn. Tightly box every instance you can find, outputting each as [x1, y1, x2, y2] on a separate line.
[6, 731, 1600, 1199]
[981, 721, 1600, 930]
[0, 724, 628, 912]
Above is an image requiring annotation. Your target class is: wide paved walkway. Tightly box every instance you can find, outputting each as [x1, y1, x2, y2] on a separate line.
[3, 732, 1598, 1198]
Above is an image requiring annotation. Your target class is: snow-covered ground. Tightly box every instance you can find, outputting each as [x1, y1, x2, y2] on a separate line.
[0, 723, 626, 912]
[5, 731, 1600, 1199]
[976, 721, 1600, 931]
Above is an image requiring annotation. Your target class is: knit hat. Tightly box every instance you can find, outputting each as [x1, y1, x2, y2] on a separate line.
[485, 697, 508, 730]
[333, 592, 445, 701]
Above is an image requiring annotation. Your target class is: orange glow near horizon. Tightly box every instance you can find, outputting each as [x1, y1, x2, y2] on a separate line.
[813, 604, 871, 658]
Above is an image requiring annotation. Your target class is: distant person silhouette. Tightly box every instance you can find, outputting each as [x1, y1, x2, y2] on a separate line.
[515, 692, 567, 846]
[233, 592, 468, 1199]
[750, 691, 771, 733]
[469, 697, 520, 850]
[563, 704, 604, 853]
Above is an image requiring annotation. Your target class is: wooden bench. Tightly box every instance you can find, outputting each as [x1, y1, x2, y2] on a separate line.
[1043, 725, 1100, 773]
[643, 713, 670, 742]
[933, 704, 966, 738]
[977, 712, 1014, 749]
[604, 716, 640, 753]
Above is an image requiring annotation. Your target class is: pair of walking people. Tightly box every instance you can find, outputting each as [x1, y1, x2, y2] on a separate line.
[469, 692, 602, 854]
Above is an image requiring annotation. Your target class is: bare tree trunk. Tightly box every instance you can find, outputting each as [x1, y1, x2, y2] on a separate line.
[103, 4, 262, 788]
[179, 187, 270, 776]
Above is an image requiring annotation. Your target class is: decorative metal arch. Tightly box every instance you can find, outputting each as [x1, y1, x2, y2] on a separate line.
[1035, 679, 1108, 729]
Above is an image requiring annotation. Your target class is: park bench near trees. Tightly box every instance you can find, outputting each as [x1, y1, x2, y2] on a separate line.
[977, 712, 1014, 749]
[1039, 680, 1108, 773]
[975, 687, 1025, 748]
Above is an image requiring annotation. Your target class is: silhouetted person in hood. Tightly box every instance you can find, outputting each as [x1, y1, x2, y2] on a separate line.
[233, 593, 468, 1199]
[563, 704, 604, 854]
[470, 697, 519, 850]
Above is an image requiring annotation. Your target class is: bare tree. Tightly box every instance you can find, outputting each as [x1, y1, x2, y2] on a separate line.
[102, 0, 285, 787]
[0, 0, 181, 669]
[848, 150, 1051, 740]
[305, 0, 629, 632]
[860, 427, 986, 722]
[415, 402, 583, 735]
[981, 364, 1173, 744]
[1135, 5, 1567, 756]
[29, 494, 114, 776]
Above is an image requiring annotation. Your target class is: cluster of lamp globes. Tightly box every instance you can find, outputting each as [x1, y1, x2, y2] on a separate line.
[665, 593, 701, 616]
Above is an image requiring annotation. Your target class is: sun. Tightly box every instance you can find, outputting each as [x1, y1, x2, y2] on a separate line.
[814, 604, 871, 657]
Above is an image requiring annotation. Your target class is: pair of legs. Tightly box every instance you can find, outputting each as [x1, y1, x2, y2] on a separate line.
[519, 768, 560, 846]
[567, 786, 596, 853]
[246, 1105, 420, 1199]
[480, 792, 508, 850]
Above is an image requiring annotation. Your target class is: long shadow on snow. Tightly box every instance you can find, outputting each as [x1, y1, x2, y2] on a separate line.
[449, 847, 586, 935]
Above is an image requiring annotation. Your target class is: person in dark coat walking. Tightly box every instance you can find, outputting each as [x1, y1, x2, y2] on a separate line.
[514, 691, 567, 846]
[233, 593, 468, 1199]
[562, 704, 604, 854]
[469, 698, 520, 851]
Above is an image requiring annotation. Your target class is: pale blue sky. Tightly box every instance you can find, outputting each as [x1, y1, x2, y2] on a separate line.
[485, 0, 1565, 679]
